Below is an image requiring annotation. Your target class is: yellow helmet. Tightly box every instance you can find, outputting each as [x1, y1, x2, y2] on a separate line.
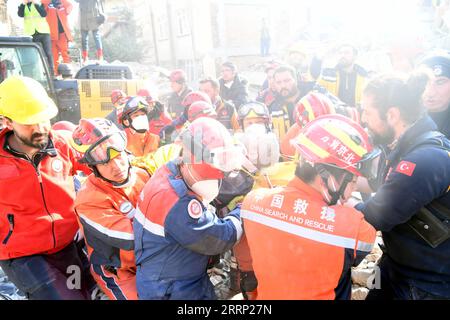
[0, 76, 58, 125]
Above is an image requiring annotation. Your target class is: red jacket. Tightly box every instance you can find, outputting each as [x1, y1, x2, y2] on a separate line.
[42, 0, 74, 41]
[149, 111, 172, 136]
[0, 129, 90, 260]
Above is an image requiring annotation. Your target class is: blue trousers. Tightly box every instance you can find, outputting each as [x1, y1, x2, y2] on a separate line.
[0, 242, 95, 300]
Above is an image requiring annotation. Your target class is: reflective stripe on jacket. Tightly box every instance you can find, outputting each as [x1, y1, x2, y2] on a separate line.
[0, 129, 88, 260]
[236, 177, 376, 300]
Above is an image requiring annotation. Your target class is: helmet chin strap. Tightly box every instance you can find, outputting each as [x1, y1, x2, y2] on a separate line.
[316, 165, 353, 206]
[123, 114, 148, 134]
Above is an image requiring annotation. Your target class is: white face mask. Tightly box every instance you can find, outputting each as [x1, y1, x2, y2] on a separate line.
[244, 123, 267, 136]
[131, 115, 149, 132]
[190, 179, 220, 204]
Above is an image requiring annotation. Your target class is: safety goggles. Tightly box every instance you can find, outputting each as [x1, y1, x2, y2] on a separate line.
[354, 147, 382, 180]
[238, 102, 268, 120]
[80, 131, 127, 165]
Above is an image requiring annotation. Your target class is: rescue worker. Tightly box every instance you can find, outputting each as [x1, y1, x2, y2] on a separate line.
[219, 61, 249, 109]
[355, 75, 450, 300]
[235, 114, 379, 299]
[318, 44, 368, 108]
[159, 91, 212, 142]
[134, 118, 245, 300]
[42, 0, 73, 76]
[199, 77, 240, 131]
[280, 92, 359, 160]
[137, 89, 172, 136]
[106, 89, 128, 127]
[72, 118, 150, 300]
[167, 69, 192, 118]
[257, 60, 281, 106]
[18, 0, 55, 76]
[0, 76, 94, 299]
[235, 101, 279, 170]
[117, 96, 160, 158]
[280, 92, 336, 160]
[268, 65, 302, 140]
[420, 51, 450, 138]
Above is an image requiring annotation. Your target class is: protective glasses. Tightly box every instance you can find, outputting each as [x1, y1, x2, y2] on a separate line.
[354, 147, 382, 181]
[238, 102, 268, 120]
[80, 131, 127, 165]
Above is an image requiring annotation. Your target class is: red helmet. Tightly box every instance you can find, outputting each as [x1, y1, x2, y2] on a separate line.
[294, 92, 336, 128]
[137, 89, 154, 103]
[169, 69, 186, 83]
[292, 114, 380, 178]
[181, 91, 212, 108]
[52, 120, 76, 132]
[336, 105, 360, 124]
[118, 96, 149, 125]
[178, 118, 245, 180]
[188, 101, 217, 122]
[111, 89, 127, 105]
[71, 118, 127, 166]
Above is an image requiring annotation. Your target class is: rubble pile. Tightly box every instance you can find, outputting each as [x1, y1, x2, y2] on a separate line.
[351, 235, 383, 300]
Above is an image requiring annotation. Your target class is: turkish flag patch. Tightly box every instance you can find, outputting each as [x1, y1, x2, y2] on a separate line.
[396, 161, 416, 177]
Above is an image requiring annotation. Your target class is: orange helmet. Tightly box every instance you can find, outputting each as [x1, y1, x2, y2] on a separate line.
[188, 101, 217, 122]
[181, 91, 212, 108]
[178, 118, 245, 180]
[292, 114, 380, 178]
[111, 89, 127, 105]
[294, 92, 335, 128]
[71, 118, 127, 166]
[52, 120, 76, 132]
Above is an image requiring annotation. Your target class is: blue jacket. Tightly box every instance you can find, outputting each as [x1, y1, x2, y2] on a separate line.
[358, 115, 450, 296]
[133, 161, 242, 300]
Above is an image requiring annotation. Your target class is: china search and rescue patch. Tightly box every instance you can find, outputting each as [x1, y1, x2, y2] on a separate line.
[396, 161, 416, 177]
[188, 199, 203, 219]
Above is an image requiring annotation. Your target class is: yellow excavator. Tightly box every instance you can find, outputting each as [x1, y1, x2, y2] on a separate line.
[0, 36, 158, 124]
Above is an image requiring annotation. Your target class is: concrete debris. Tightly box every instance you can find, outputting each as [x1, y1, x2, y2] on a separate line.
[351, 236, 383, 300]
[351, 286, 370, 301]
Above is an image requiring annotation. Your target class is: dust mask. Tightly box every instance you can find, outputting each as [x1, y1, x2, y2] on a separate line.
[131, 115, 149, 133]
[244, 123, 266, 135]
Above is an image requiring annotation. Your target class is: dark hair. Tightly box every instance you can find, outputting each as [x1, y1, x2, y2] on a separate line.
[199, 77, 220, 90]
[273, 65, 297, 83]
[222, 61, 237, 72]
[362, 74, 426, 124]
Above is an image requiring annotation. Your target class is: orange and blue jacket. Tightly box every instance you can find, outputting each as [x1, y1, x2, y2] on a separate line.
[235, 176, 376, 300]
[0, 129, 90, 260]
[74, 167, 149, 274]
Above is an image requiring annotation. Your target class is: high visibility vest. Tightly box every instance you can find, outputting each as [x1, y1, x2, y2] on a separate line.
[24, 4, 50, 36]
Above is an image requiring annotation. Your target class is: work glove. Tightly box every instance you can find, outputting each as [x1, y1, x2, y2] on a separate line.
[240, 270, 258, 300]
